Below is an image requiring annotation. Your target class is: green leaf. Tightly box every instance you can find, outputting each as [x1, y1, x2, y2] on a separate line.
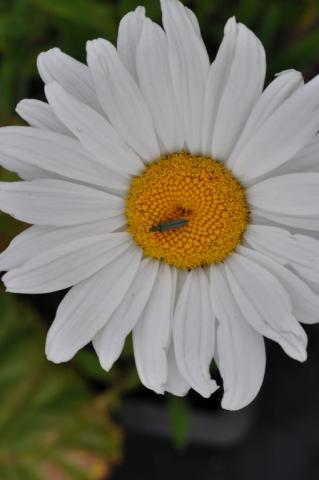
[30, 0, 116, 36]
[167, 395, 190, 450]
[271, 27, 319, 74]
[73, 349, 113, 383]
[258, 4, 282, 48]
[236, 0, 263, 24]
[0, 291, 122, 479]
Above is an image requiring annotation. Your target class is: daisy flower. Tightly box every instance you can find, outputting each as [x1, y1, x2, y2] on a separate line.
[1, 0, 319, 410]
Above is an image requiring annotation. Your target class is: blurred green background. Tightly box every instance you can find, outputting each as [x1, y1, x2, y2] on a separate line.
[0, 0, 319, 478]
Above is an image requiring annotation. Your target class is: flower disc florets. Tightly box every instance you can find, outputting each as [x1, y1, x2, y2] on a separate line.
[126, 152, 249, 269]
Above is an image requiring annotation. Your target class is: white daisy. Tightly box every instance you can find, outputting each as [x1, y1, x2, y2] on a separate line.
[1, 0, 319, 410]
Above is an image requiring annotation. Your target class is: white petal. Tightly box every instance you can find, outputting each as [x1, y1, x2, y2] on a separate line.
[185, 6, 201, 36]
[136, 19, 185, 153]
[245, 224, 314, 265]
[231, 76, 319, 181]
[0, 126, 128, 192]
[173, 269, 218, 398]
[248, 173, 319, 229]
[160, 0, 210, 153]
[225, 252, 307, 361]
[46, 245, 142, 363]
[93, 258, 159, 370]
[211, 22, 265, 161]
[165, 342, 190, 396]
[174, 269, 188, 309]
[239, 245, 319, 325]
[210, 263, 266, 410]
[0, 153, 51, 181]
[253, 210, 319, 231]
[133, 263, 174, 394]
[276, 134, 319, 175]
[16, 99, 71, 136]
[0, 179, 123, 226]
[86, 39, 160, 161]
[201, 17, 237, 155]
[0, 218, 125, 271]
[3, 233, 131, 294]
[229, 69, 303, 169]
[245, 225, 319, 287]
[45, 82, 144, 177]
[289, 235, 319, 285]
[37, 48, 102, 113]
[117, 6, 145, 80]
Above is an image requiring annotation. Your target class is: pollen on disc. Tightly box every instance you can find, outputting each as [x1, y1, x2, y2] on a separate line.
[125, 152, 249, 270]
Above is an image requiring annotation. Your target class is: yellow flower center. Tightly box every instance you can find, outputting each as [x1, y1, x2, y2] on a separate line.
[126, 152, 249, 269]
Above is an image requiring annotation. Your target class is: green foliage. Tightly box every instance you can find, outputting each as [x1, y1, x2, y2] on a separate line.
[0, 291, 122, 479]
[167, 396, 190, 450]
[30, 0, 117, 32]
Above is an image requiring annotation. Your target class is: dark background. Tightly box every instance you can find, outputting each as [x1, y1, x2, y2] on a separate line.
[114, 326, 319, 480]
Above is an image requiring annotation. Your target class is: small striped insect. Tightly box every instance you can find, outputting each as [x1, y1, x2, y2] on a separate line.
[150, 219, 188, 232]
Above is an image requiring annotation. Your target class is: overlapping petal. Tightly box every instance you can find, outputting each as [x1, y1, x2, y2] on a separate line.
[0, 179, 124, 226]
[173, 268, 218, 397]
[136, 19, 185, 152]
[2, 233, 131, 294]
[210, 263, 266, 410]
[165, 342, 190, 396]
[239, 245, 319, 325]
[37, 47, 102, 112]
[231, 76, 319, 181]
[46, 245, 142, 363]
[248, 173, 319, 230]
[16, 99, 71, 136]
[93, 258, 159, 371]
[0, 219, 125, 272]
[203, 18, 266, 160]
[133, 263, 176, 393]
[45, 82, 144, 178]
[161, 0, 210, 153]
[245, 225, 319, 287]
[0, 126, 128, 191]
[117, 6, 145, 80]
[225, 252, 307, 361]
[87, 38, 160, 160]
[228, 69, 303, 170]
[271, 134, 319, 176]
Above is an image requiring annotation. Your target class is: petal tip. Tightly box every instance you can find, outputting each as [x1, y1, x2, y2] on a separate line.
[134, 5, 145, 16]
[98, 356, 113, 372]
[198, 381, 219, 399]
[45, 342, 72, 364]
